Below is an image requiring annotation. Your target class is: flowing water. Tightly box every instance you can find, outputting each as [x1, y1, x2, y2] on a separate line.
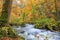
[12, 24, 60, 40]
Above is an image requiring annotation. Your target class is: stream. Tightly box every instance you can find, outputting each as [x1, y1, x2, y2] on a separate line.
[12, 24, 60, 40]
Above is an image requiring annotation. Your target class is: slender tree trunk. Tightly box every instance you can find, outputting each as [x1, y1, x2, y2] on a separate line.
[54, 0, 58, 20]
[54, 0, 60, 21]
[54, 0, 60, 31]
[0, 0, 12, 26]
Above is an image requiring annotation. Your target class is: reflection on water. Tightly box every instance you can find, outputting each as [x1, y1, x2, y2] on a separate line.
[12, 24, 60, 40]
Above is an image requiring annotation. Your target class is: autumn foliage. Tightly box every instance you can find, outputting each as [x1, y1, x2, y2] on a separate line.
[0, 0, 60, 24]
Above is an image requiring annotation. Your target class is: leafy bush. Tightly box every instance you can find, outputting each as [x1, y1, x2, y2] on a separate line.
[0, 27, 17, 37]
[0, 27, 24, 40]
[34, 17, 57, 31]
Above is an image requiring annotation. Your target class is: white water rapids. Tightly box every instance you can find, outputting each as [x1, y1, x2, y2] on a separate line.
[12, 24, 60, 40]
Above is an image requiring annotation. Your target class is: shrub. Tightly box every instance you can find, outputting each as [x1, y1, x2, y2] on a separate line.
[0, 27, 17, 37]
[34, 17, 57, 31]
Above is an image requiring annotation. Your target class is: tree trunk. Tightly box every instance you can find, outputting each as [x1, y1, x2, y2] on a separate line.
[0, 0, 12, 26]
[54, 0, 60, 21]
